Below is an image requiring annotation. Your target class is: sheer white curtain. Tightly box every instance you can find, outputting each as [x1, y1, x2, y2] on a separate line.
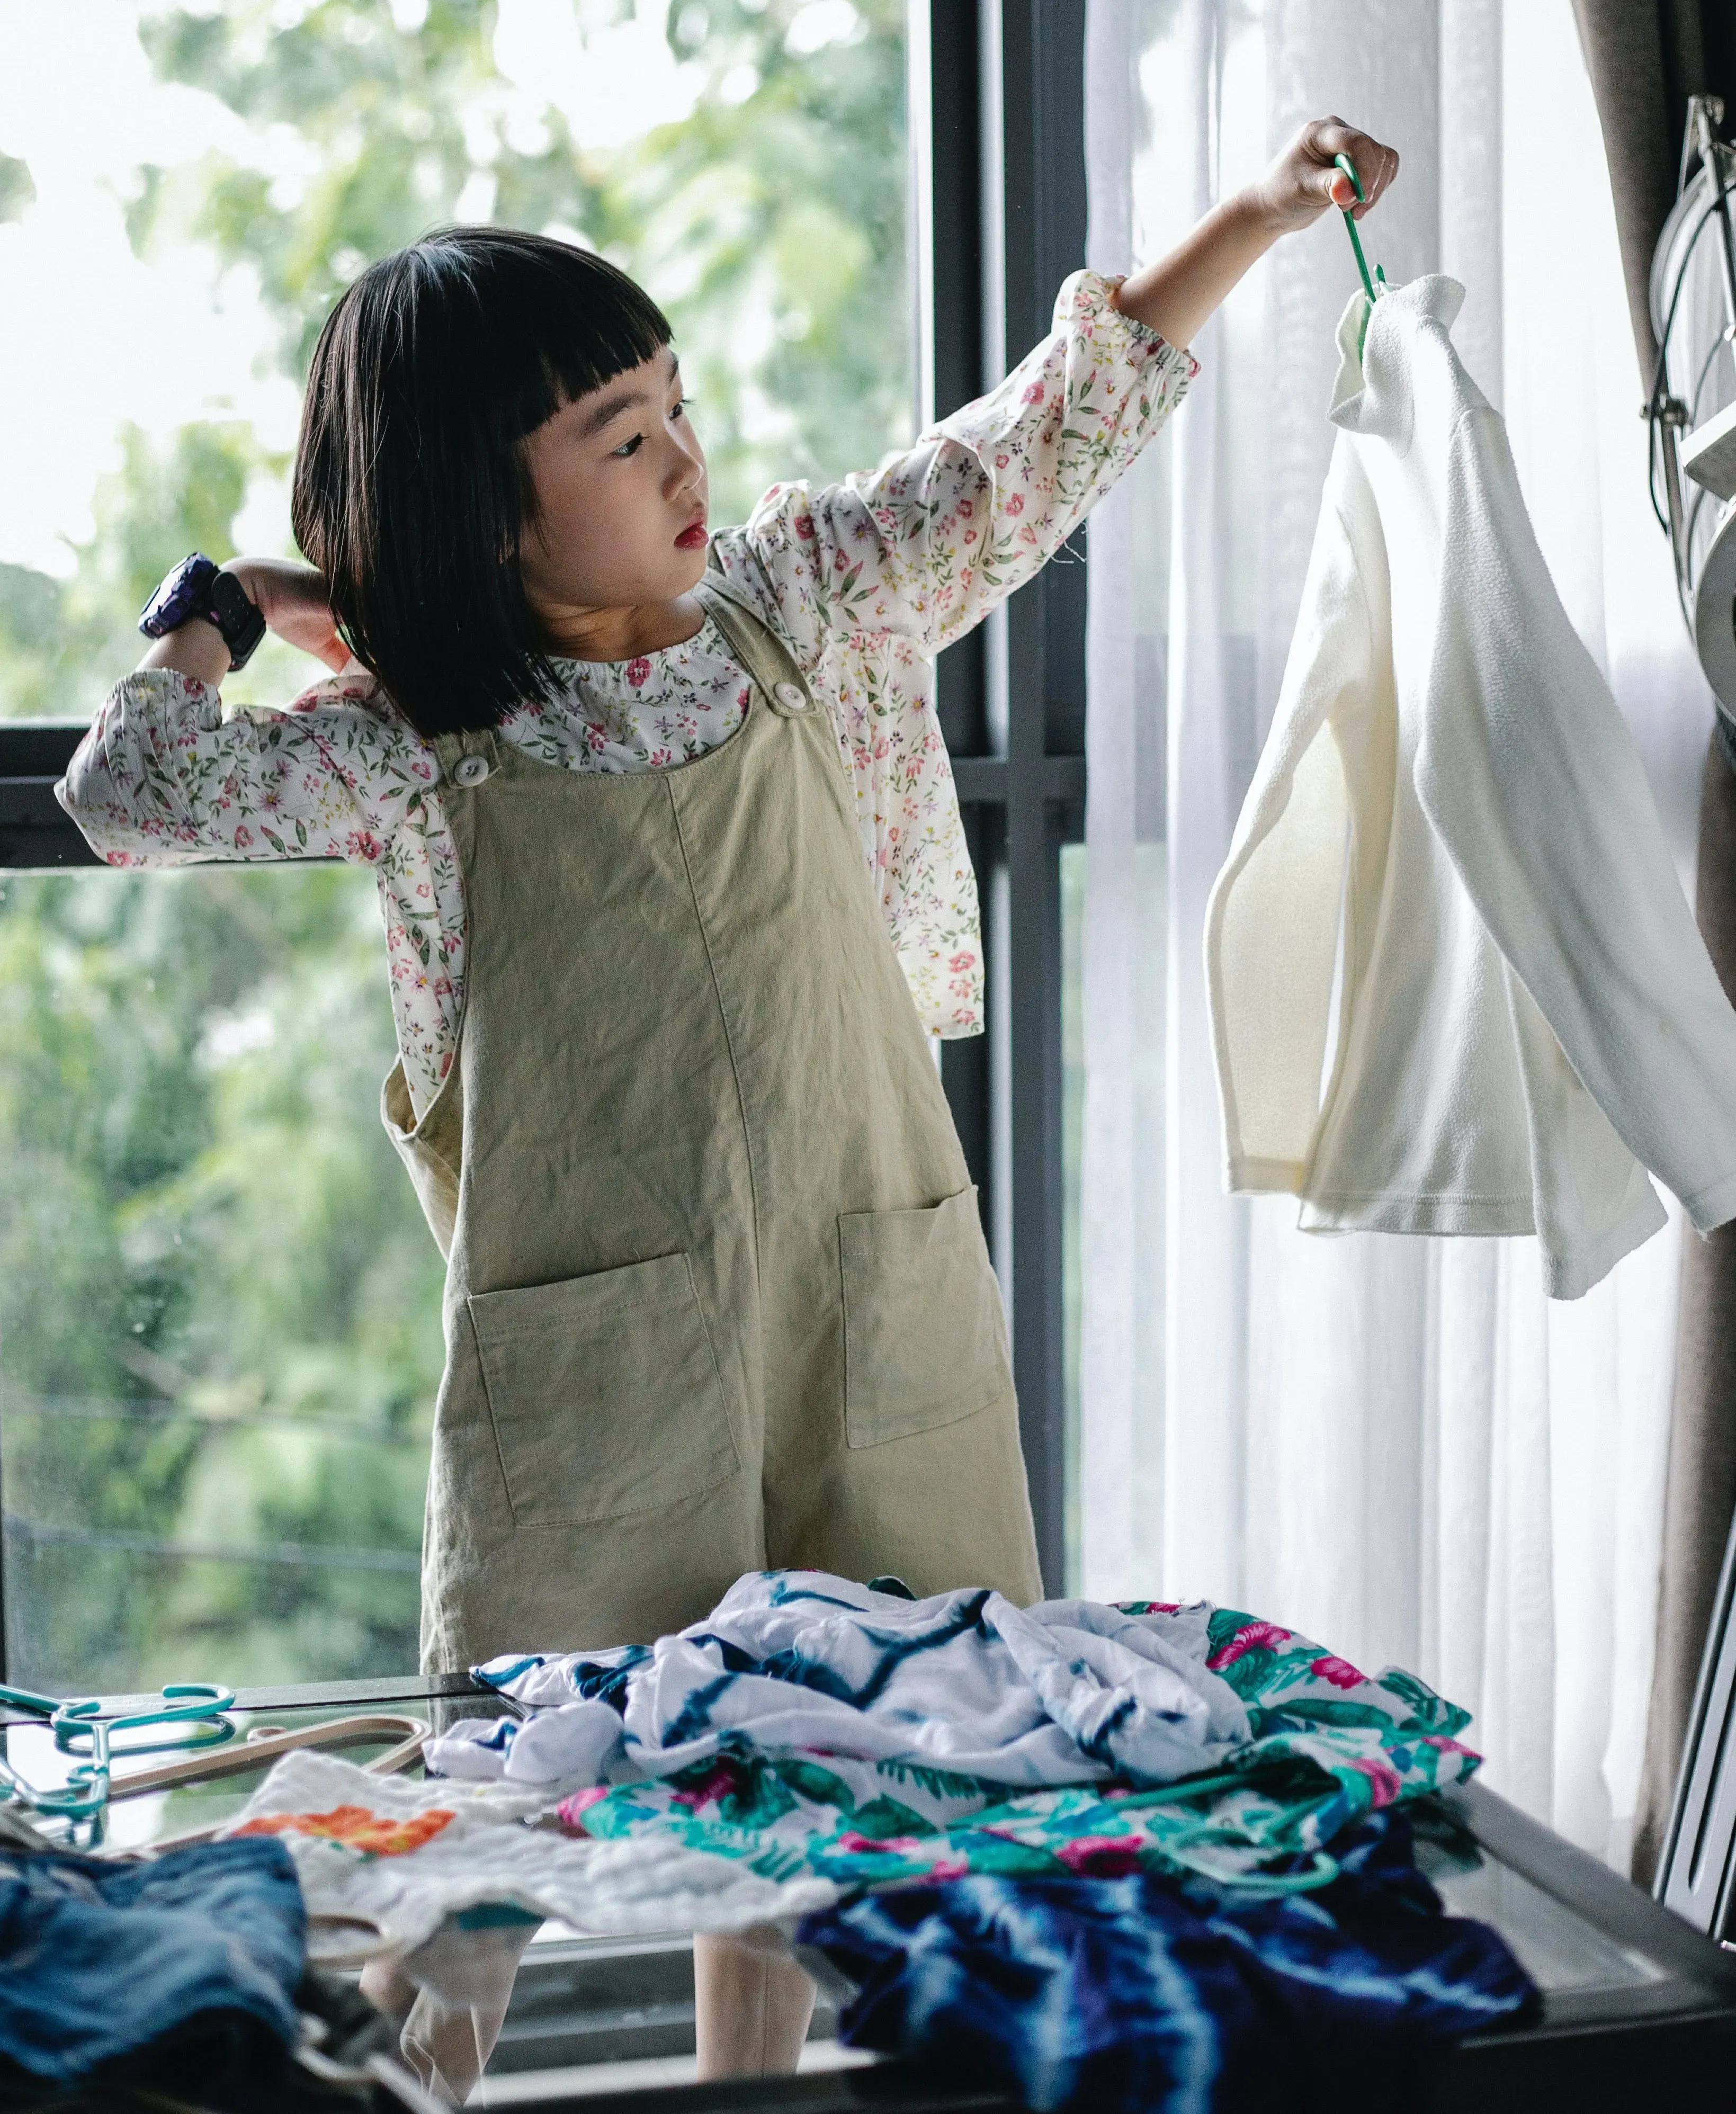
[1080, 0, 1709, 1866]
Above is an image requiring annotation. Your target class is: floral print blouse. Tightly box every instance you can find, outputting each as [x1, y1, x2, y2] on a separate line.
[59, 270, 1195, 1119]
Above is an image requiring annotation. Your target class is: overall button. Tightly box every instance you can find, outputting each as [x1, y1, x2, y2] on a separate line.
[453, 754, 491, 787]
[772, 681, 807, 713]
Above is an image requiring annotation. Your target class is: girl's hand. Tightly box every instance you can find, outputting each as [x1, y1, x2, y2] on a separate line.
[227, 556, 351, 674]
[1254, 118, 1399, 237]
[1111, 113, 1397, 349]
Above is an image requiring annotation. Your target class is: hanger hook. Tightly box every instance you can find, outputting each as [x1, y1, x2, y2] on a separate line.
[1334, 153, 1380, 307]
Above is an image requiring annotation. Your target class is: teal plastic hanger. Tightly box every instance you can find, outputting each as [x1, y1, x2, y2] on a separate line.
[1, 1681, 237, 1844]
[1334, 153, 1387, 354]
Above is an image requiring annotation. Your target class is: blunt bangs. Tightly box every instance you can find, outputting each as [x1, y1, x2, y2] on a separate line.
[290, 227, 672, 737]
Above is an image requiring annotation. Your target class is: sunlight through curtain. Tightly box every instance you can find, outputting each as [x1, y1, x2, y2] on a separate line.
[1080, 0, 1709, 1867]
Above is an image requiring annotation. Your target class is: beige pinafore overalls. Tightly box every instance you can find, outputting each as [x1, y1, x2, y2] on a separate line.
[383, 575, 1042, 1669]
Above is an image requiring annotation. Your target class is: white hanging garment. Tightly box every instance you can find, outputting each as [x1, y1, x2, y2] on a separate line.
[1205, 275, 1736, 1301]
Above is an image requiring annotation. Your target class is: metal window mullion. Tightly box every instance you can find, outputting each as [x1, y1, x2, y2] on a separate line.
[974, 0, 1088, 1594]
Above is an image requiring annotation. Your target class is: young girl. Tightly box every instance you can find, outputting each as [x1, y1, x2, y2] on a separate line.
[61, 120, 1395, 1683]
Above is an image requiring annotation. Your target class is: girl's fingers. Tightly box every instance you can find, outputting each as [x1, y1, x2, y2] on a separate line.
[1343, 141, 1399, 218]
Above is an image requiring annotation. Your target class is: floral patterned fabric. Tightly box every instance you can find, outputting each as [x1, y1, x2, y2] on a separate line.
[549, 1601, 1479, 1894]
[57, 271, 1195, 1117]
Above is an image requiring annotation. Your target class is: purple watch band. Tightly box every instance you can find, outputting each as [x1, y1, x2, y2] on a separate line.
[139, 553, 220, 640]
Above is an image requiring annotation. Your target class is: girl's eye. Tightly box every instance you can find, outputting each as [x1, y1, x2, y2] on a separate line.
[611, 433, 646, 459]
[673, 396, 691, 420]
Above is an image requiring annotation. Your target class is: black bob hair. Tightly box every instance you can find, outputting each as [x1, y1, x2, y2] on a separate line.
[291, 227, 673, 737]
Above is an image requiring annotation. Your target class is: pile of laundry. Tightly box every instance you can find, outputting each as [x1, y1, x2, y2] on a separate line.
[0, 1812, 394, 2110]
[212, 1570, 1537, 2111]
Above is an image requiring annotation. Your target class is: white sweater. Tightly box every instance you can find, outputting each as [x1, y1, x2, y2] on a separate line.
[1204, 275, 1736, 1300]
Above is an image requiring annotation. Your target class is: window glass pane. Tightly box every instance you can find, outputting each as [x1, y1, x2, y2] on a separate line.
[0, 865, 435, 1690]
[0, 0, 909, 1689]
[0, 0, 910, 721]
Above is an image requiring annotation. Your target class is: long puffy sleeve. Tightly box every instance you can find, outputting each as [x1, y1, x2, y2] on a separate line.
[57, 665, 439, 868]
[726, 269, 1196, 659]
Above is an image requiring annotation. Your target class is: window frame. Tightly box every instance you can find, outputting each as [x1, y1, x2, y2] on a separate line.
[0, 0, 1090, 1684]
[922, 0, 1087, 1596]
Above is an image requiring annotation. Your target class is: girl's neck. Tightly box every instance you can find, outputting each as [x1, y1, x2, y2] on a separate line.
[535, 594, 706, 665]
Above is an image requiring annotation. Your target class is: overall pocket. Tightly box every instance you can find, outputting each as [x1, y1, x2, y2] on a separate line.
[839, 1187, 1012, 1447]
[467, 1252, 739, 1525]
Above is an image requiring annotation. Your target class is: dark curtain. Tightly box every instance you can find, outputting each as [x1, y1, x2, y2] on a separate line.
[1573, 0, 1736, 377]
[1571, 1, 1736, 1886]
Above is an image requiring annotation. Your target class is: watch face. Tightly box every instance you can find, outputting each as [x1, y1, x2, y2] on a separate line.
[139, 552, 217, 638]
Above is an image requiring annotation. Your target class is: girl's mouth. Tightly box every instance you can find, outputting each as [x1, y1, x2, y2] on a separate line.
[675, 521, 709, 551]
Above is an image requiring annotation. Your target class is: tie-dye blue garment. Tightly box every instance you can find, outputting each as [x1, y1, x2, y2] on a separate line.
[428, 1572, 1481, 1892]
[796, 1811, 1538, 2114]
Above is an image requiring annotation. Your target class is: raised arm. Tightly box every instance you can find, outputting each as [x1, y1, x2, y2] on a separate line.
[138, 556, 349, 687]
[724, 119, 1395, 667]
[1113, 118, 1398, 350]
[60, 557, 431, 871]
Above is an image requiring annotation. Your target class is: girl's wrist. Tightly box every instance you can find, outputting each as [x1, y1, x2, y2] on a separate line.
[139, 619, 231, 689]
[1221, 184, 1288, 246]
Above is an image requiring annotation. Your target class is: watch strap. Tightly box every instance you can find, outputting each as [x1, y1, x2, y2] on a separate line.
[205, 567, 267, 671]
[138, 551, 266, 671]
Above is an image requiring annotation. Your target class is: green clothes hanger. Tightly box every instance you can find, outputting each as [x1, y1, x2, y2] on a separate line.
[1335, 153, 1387, 354]
[0, 1680, 237, 1844]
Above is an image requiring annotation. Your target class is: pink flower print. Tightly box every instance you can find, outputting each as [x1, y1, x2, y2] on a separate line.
[233, 826, 253, 849]
[1350, 1756, 1403, 1808]
[958, 499, 974, 519]
[795, 514, 816, 541]
[344, 829, 383, 864]
[1421, 1735, 1481, 1762]
[585, 723, 607, 755]
[1206, 1619, 1292, 1673]
[930, 1853, 970, 1880]
[1310, 1655, 1366, 1691]
[837, 1832, 923, 1856]
[670, 1761, 743, 1811]
[1054, 1836, 1141, 1878]
[1005, 493, 1025, 516]
[1022, 381, 1046, 405]
[948, 952, 974, 973]
[553, 1787, 609, 1833]
[995, 452, 1010, 469]
[625, 657, 651, 688]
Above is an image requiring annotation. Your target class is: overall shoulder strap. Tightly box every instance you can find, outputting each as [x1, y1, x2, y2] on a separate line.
[695, 574, 816, 718]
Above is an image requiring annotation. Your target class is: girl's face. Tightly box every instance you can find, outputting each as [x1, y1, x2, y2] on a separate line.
[517, 346, 708, 641]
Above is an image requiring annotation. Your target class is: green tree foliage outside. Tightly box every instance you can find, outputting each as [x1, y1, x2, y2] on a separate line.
[0, 0, 908, 1691]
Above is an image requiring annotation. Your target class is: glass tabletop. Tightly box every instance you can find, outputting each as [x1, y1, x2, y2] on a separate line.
[1414, 1817, 1670, 1996]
